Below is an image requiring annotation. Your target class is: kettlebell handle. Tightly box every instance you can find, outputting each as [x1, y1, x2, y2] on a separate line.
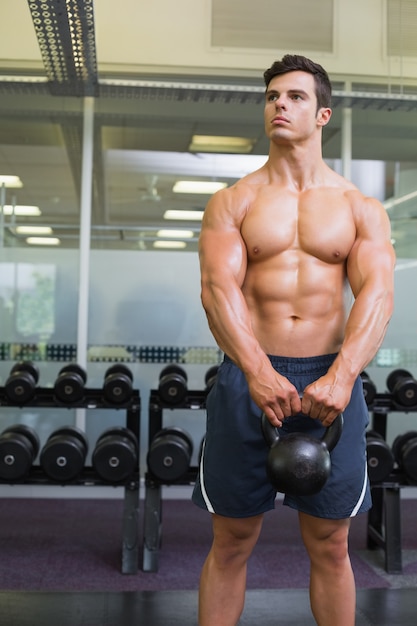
[261, 411, 344, 453]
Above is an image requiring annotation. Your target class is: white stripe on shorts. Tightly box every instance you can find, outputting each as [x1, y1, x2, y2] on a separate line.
[199, 439, 215, 514]
[350, 465, 368, 517]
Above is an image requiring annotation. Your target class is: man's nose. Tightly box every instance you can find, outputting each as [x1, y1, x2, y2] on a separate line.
[275, 96, 286, 109]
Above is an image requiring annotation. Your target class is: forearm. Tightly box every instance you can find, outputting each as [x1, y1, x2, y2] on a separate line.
[330, 285, 394, 383]
[202, 283, 270, 378]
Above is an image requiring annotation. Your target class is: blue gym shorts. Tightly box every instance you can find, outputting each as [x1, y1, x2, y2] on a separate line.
[192, 353, 372, 520]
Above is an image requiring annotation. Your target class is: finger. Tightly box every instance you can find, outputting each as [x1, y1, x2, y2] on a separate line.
[290, 393, 302, 415]
[300, 395, 313, 417]
[264, 407, 283, 428]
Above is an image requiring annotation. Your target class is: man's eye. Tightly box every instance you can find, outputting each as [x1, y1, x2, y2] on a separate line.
[268, 94, 278, 102]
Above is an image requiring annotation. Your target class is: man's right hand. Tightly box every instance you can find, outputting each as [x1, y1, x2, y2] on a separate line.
[246, 368, 301, 427]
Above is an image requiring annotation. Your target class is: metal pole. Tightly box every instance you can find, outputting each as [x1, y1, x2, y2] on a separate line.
[341, 81, 352, 181]
[0, 183, 5, 247]
[76, 96, 94, 431]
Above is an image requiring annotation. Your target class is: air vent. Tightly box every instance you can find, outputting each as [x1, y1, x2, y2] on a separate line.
[211, 0, 333, 52]
[387, 0, 417, 57]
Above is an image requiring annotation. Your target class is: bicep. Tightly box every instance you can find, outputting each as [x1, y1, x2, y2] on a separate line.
[347, 201, 395, 297]
[199, 191, 248, 288]
[199, 227, 247, 289]
[347, 239, 395, 297]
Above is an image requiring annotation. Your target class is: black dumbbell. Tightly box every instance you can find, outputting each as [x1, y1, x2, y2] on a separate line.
[386, 369, 417, 407]
[366, 430, 394, 483]
[147, 427, 193, 483]
[40, 426, 88, 482]
[392, 431, 417, 483]
[158, 364, 188, 405]
[0, 424, 40, 481]
[360, 371, 377, 406]
[92, 427, 138, 483]
[204, 365, 219, 394]
[103, 364, 133, 405]
[54, 364, 87, 404]
[4, 361, 39, 404]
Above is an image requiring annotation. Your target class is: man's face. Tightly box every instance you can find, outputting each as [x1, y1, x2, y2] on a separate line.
[264, 71, 330, 144]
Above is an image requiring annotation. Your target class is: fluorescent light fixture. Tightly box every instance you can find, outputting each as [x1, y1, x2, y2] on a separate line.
[0, 175, 23, 188]
[15, 226, 53, 235]
[163, 210, 204, 221]
[2, 205, 41, 216]
[189, 135, 254, 154]
[26, 237, 60, 246]
[153, 240, 187, 249]
[156, 229, 194, 238]
[0, 75, 48, 84]
[173, 181, 227, 194]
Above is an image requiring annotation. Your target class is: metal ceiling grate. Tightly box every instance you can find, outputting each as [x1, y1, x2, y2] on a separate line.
[3, 76, 417, 111]
[27, 0, 98, 96]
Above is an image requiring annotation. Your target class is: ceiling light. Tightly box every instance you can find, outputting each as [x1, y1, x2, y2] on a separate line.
[156, 229, 194, 238]
[2, 205, 41, 216]
[0, 75, 48, 84]
[26, 237, 60, 246]
[189, 135, 254, 154]
[153, 240, 187, 249]
[15, 226, 53, 235]
[173, 181, 227, 194]
[164, 210, 204, 221]
[0, 175, 23, 188]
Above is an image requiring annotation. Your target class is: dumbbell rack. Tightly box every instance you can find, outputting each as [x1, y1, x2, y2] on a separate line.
[142, 389, 207, 572]
[0, 385, 141, 574]
[366, 392, 417, 574]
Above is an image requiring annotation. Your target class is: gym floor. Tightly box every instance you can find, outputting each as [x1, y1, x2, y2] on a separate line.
[0, 588, 416, 625]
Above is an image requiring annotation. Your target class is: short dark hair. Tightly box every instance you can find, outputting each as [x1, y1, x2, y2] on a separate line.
[263, 54, 332, 110]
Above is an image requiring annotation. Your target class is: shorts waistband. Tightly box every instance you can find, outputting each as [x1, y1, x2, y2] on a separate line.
[223, 353, 337, 374]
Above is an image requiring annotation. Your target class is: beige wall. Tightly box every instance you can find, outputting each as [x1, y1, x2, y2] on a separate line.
[1, 0, 417, 83]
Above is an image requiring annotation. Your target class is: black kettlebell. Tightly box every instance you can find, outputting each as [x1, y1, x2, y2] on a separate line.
[261, 412, 343, 496]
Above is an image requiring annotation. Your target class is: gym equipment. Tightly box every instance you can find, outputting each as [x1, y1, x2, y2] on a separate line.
[158, 364, 188, 405]
[386, 369, 417, 408]
[54, 364, 87, 403]
[147, 426, 193, 483]
[392, 430, 417, 483]
[366, 430, 394, 483]
[204, 365, 219, 394]
[40, 426, 88, 482]
[360, 371, 377, 406]
[102, 364, 133, 405]
[261, 412, 343, 496]
[92, 427, 138, 483]
[0, 424, 40, 481]
[4, 361, 39, 404]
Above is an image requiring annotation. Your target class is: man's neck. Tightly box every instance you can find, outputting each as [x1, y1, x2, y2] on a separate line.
[266, 141, 327, 191]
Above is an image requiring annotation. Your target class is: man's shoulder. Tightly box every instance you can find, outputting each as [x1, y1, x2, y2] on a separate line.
[216, 170, 264, 203]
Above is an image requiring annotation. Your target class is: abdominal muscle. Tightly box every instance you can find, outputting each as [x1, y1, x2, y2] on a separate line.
[242, 255, 348, 358]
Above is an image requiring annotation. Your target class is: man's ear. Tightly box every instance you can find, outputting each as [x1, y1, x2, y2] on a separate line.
[317, 107, 332, 127]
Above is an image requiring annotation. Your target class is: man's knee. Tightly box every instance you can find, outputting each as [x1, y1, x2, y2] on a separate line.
[299, 512, 350, 567]
[210, 514, 263, 565]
